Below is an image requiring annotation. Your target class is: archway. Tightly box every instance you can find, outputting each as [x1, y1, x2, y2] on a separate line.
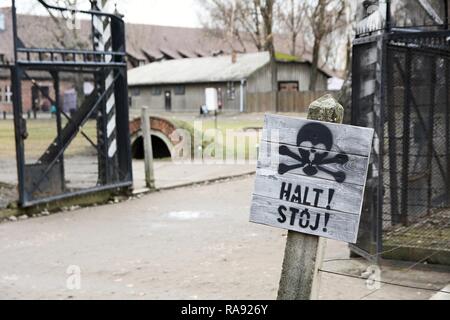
[131, 135, 172, 160]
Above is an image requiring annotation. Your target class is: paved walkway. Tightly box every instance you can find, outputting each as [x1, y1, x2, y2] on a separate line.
[0, 177, 449, 300]
[0, 159, 255, 208]
[132, 160, 255, 190]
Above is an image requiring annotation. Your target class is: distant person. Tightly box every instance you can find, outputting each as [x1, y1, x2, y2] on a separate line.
[40, 99, 51, 112]
[200, 105, 208, 117]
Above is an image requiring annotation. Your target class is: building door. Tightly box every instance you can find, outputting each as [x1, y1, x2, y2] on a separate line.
[165, 91, 172, 111]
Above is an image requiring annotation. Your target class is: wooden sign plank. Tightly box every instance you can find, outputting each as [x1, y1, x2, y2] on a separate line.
[251, 195, 359, 243]
[258, 141, 370, 186]
[261, 114, 373, 157]
[250, 114, 374, 244]
[253, 170, 365, 215]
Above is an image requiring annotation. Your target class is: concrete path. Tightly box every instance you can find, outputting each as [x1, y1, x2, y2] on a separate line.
[0, 158, 255, 208]
[132, 160, 255, 190]
[0, 177, 449, 300]
[430, 284, 450, 300]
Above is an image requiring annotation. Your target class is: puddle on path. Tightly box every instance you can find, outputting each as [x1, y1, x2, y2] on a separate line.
[166, 211, 210, 221]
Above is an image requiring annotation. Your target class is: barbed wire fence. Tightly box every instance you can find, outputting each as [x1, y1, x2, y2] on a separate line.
[319, 222, 450, 299]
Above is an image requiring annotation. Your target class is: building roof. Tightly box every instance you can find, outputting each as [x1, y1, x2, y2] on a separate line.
[0, 7, 341, 78]
[128, 52, 272, 86]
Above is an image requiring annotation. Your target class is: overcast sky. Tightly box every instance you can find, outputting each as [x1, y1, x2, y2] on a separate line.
[0, 0, 203, 28]
[117, 0, 203, 27]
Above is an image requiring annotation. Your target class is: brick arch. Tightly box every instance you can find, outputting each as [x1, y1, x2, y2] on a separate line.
[129, 116, 181, 159]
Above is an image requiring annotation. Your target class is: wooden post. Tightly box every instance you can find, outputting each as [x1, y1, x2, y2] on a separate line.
[141, 106, 155, 190]
[277, 94, 345, 300]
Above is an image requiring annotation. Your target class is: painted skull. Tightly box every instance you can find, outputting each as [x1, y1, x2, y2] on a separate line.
[278, 122, 349, 183]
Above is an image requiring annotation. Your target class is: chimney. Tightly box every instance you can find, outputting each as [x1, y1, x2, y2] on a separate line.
[231, 51, 237, 64]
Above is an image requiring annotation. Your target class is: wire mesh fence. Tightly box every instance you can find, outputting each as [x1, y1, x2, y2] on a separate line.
[352, 30, 450, 263]
[382, 43, 450, 256]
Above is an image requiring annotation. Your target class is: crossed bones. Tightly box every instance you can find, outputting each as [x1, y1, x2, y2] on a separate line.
[278, 145, 349, 183]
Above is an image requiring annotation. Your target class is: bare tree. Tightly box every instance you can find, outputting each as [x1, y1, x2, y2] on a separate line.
[37, 0, 90, 49]
[198, 0, 278, 99]
[17, 0, 90, 111]
[259, 0, 278, 109]
[275, 0, 306, 56]
[198, 0, 276, 54]
[304, 0, 347, 91]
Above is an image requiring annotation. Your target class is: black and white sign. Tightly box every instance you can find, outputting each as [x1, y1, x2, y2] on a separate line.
[250, 114, 374, 243]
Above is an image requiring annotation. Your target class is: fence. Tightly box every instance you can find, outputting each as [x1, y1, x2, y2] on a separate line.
[246, 90, 338, 113]
[352, 29, 450, 265]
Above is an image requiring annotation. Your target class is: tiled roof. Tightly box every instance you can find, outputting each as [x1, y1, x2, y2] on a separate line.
[0, 7, 338, 77]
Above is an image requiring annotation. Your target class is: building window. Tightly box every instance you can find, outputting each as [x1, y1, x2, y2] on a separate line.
[131, 88, 140, 96]
[227, 82, 236, 100]
[174, 85, 185, 95]
[1, 85, 12, 104]
[278, 81, 299, 92]
[152, 87, 162, 96]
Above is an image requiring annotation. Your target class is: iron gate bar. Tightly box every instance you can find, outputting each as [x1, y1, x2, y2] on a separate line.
[11, 1, 26, 205]
[52, 71, 65, 192]
[29, 73, 133, 195]
[401, 48, 412, 225]
[109, 16, 132, 184]
[9, 0, 133, 207]
[23, 70, 129, 184]
[378, 33, 389, 256]
[427, 58, 437, 215]
[37, 0, 119, 20]
[28, 71, 122, 197]
[17, 61, 126, 69]
[387, 45, 400, 225]
[393, 55, 448, 186]
[22, 70, 100, 152]
[446, 61, 450, 203]
[17, 48, 126, 56]
[23, 181, 133, 208]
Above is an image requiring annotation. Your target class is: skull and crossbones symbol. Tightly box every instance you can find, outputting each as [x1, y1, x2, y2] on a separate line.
[278, 123, 349, 183]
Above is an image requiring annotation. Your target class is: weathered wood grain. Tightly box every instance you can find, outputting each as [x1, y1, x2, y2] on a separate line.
[271, 96, 373, 300]
[250, 194, 359, 243]
[278, 233, 325, 301]
[253, 169, 365, 215]
[261, 114, 374, 157]
[258, 141, 370, 186]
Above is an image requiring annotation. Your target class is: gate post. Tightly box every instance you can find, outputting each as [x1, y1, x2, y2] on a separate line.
[142, 107, 155, 190]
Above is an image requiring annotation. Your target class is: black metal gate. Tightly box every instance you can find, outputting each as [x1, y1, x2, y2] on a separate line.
[351, 1, 450, 263]
[7, 0, 133, 207]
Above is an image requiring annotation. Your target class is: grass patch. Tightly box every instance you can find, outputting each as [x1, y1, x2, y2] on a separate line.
[172, 116, 265, 162]
[0, 119, 97, 159]
[0, 114, 272, 162]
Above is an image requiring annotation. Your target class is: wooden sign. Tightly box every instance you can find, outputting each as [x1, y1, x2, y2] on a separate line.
[250, 114, 374, 244]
